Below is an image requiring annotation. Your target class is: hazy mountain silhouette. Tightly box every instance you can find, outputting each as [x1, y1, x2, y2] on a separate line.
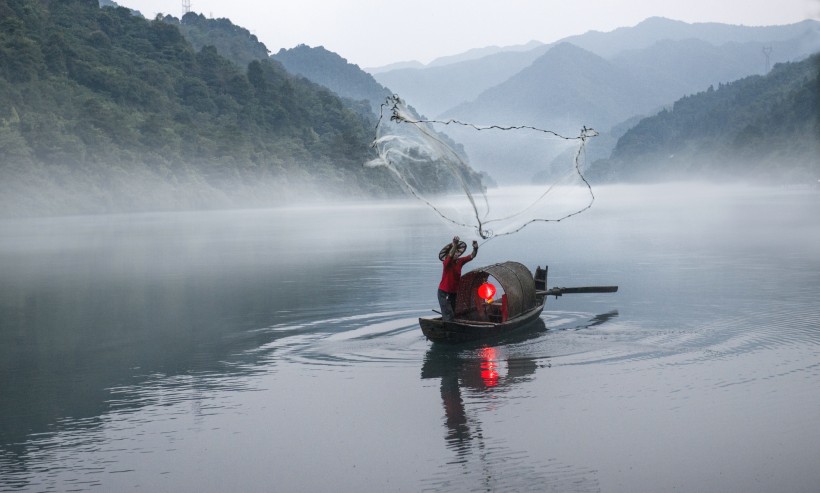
[444, 43, 651, 133]
[559, 17, 819, 57]
[434, 43, 655, 182]
[364, 18, 820, 183]
[370, 18, 820, 120]
[369, 47, 551, 119]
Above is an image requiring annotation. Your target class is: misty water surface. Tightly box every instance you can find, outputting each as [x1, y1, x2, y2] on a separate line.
[1, 184, 819, 492]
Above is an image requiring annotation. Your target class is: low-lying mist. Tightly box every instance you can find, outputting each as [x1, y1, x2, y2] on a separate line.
[590, 181, 820, 260]
[0, 160, 391, 219]
[1, 152, 818, 221]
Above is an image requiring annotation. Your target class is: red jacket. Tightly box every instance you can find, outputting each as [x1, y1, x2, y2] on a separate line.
[438, 255, 473, 293]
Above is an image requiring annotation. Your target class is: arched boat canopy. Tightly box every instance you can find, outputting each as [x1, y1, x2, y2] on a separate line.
[455, 261, 536, 321]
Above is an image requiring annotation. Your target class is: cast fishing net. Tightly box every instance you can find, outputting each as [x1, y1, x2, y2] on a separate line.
[365, 95, 598, 240]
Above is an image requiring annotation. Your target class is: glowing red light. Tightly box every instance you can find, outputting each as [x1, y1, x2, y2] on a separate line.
[479, 347, 499, 387]
[477, 282, 496, 301]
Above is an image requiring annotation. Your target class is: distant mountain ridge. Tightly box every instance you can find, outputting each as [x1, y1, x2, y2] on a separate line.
[437, 43, 656, 182]
[357, 18, 820, 183]
[371, 17, 820, 120]
[445, 43, 646, 131]
[365, 41, 544, 74]
[558, 17, 820, 58]
[367, 18, 819, 73]
[426, 40, 545, 68]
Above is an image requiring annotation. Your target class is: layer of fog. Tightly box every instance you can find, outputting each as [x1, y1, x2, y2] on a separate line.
[0, 162, 375, 219]
[3, 182, 817, 254]
[1, 152, 818, 222]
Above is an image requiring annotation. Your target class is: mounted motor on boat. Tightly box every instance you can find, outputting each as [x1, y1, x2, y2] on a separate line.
[419, 261, 617, 344]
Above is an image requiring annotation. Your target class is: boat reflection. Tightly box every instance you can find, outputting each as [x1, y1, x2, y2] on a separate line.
[421, 319, 547, 448]
[421, 311, 618, 451]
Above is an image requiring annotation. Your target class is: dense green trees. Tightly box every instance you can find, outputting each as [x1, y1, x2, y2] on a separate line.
[170, 12, 270, 70]
[0, 0, 397, 216]
[271, 44, 392, 116]
[593, 54, 820, 182]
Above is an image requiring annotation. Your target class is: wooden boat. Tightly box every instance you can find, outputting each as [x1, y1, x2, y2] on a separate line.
[419, 262, 617, 344]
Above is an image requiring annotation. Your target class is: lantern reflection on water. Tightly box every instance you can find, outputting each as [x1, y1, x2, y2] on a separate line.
[479, 347, 500, 387]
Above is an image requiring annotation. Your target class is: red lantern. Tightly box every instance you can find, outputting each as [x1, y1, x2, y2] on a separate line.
[477, 282, 496, 302]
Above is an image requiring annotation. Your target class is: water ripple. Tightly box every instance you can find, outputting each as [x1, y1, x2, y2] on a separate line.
[253, 310, 428, 368]
[208, 299, 818, 384]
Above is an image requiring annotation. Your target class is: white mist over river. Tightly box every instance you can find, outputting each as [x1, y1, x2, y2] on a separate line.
[1, 184, 819, 492]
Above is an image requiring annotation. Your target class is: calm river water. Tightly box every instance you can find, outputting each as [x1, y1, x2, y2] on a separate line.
[1, 184, 819, 492]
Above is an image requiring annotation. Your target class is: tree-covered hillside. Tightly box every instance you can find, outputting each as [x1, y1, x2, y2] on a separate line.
[169, 12, 270, 70]
[272, 44, 392, 116]
[0, 0, 398, 216]
[590, 54, 820, 182]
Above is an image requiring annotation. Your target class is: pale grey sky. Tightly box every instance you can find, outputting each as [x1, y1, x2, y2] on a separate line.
[120, 0, 820, 68]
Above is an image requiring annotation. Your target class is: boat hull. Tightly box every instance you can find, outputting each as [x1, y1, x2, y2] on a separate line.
[419, 301, 545, 344]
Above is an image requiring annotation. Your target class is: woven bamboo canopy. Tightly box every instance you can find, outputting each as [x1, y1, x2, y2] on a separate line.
[454, 261, 536, 320]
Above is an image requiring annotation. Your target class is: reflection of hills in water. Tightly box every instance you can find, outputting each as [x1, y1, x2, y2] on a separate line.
[0, 209, 407, 480]
[0, 269, 296, 477]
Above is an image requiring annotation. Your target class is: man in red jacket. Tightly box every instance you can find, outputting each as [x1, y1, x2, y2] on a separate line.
[438, 236, 479, 321]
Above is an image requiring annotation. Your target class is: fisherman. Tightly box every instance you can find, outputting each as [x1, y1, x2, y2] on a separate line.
[438, 236, 479, 321]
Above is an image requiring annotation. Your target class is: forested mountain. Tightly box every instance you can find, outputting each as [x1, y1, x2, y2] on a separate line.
[99, 2, 271, 70]
[271, 45, 392, 116]
[589, 54, 820, 183]
[267, 45, 487, 190]
[167, 12, 270, 69]
[1, 0, 814, 219]
[0, 0, 400, 217]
